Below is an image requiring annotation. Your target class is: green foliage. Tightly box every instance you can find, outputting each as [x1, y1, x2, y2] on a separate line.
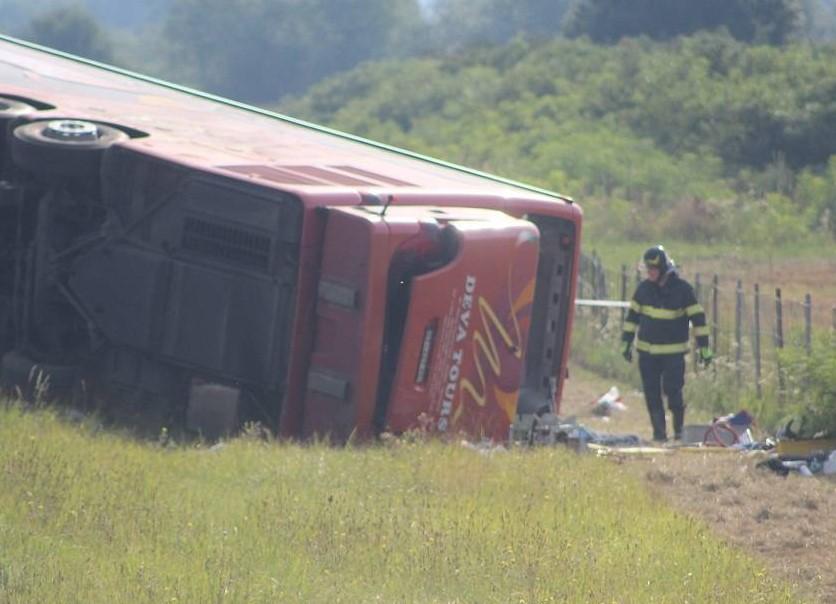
[22, 4, 114, 63]
[564, 0, 803, 45]
[803, 0, 836, 40]
[158, 0, 425, 102]
[0, 402, 797, 602]
[428, 0, 574, 51]
[796, 156, 836, 235]
[779, 335, 836, 435]
[736, 193, 813, 246]
[76, 0, 174, 28]
[0, 1, 174, 31]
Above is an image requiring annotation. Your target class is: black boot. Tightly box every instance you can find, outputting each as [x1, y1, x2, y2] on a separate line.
[672, 407, 684, 440]
[650, 409, 667, 442]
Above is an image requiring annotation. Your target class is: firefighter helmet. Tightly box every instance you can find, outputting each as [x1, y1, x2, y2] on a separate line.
[643, 245, 670, 272]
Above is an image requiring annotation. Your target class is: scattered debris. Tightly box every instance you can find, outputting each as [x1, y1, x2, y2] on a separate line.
[825, 450, 836, 475]
[590, 386, 627, 417]
[776, 416, 834, 441]
[757, 449, 836, 478]
[751, 415, 836, 477]
[509, 405, 835, 484]
[589, 443, 673, 456]
[680, 410, 756, 447]
[758, 448, 835, 477]
[460, 439, 507, 456]
[509, 413, 640, 451]
[775, 438, 836, 457]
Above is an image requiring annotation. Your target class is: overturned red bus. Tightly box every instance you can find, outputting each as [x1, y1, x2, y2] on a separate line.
[0, 35, 581, 441]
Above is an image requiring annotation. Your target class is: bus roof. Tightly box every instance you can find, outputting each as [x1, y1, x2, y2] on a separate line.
[0, 34, 572, 201]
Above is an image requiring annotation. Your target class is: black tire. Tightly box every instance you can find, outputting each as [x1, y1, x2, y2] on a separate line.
[1, 97, 36, 174]
[10, 118, 128, 184]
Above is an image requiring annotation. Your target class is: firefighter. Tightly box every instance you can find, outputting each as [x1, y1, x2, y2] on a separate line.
[620, 245, 712, 442]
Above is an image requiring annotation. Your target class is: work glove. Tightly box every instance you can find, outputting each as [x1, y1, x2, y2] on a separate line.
[621, 341, 633, 363]
[698, 347, 713, 367]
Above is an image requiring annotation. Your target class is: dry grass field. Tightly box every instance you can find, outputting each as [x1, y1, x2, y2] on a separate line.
[560, 364, 836, 604]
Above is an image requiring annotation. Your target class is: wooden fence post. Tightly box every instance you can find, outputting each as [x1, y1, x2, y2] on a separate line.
[711, 274, 719, 354]
[599, 255, 608, 300]
[735, 279, 743, 388]
[620, 264, 627, 332]
[775, 288, 785, 402]
[775, 288, 784, 348]
[753, 284, 762, 399]
[593, 254, 607, 328]
[712, 275, 719, 378]
[693, 273, 701, 371]
[832, 305, 836, 343]
[804, 293, 812, 355]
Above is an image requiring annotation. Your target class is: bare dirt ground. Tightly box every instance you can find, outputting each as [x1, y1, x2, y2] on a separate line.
[561, 363, 836, 604]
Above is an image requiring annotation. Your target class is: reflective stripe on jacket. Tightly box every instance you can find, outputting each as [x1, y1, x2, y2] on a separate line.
[621, 272, 709, 355]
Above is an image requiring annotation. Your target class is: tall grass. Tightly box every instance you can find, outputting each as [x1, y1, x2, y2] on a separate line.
[0, 401, 797, 603]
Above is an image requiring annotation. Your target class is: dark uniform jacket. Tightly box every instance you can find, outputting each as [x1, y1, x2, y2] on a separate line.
[621, 272, 709, 355]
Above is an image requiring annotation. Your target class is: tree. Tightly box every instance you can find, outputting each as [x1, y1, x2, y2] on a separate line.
[160, 0, 425, 103]
[801, 0, 836, 41]
[428, 0, 574, 52]
[23, 4, 115, 63]
[81, 0, 174, 28]
[0, 0, 175, 31]
[564, 0, 803, 45]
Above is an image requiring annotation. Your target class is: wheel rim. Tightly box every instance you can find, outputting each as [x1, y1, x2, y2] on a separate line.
[42, 119, 100, 142]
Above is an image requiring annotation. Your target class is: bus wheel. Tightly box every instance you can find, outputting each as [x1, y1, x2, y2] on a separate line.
[1, 97, 36, 173]
[10, 118, 128, 183]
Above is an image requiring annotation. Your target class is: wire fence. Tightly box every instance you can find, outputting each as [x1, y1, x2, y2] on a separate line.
[576, 252, 836, 399]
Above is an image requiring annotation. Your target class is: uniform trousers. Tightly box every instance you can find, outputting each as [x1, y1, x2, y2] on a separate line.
[638, 352, 685, 441]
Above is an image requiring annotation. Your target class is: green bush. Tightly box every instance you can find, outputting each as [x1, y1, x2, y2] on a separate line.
[779, 335, 836, 436]
[730, 193, 812, 247]
[796, 156, 836, 236]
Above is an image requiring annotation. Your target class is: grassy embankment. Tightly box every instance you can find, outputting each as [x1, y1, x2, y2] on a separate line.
[0, 401, 798, 603]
